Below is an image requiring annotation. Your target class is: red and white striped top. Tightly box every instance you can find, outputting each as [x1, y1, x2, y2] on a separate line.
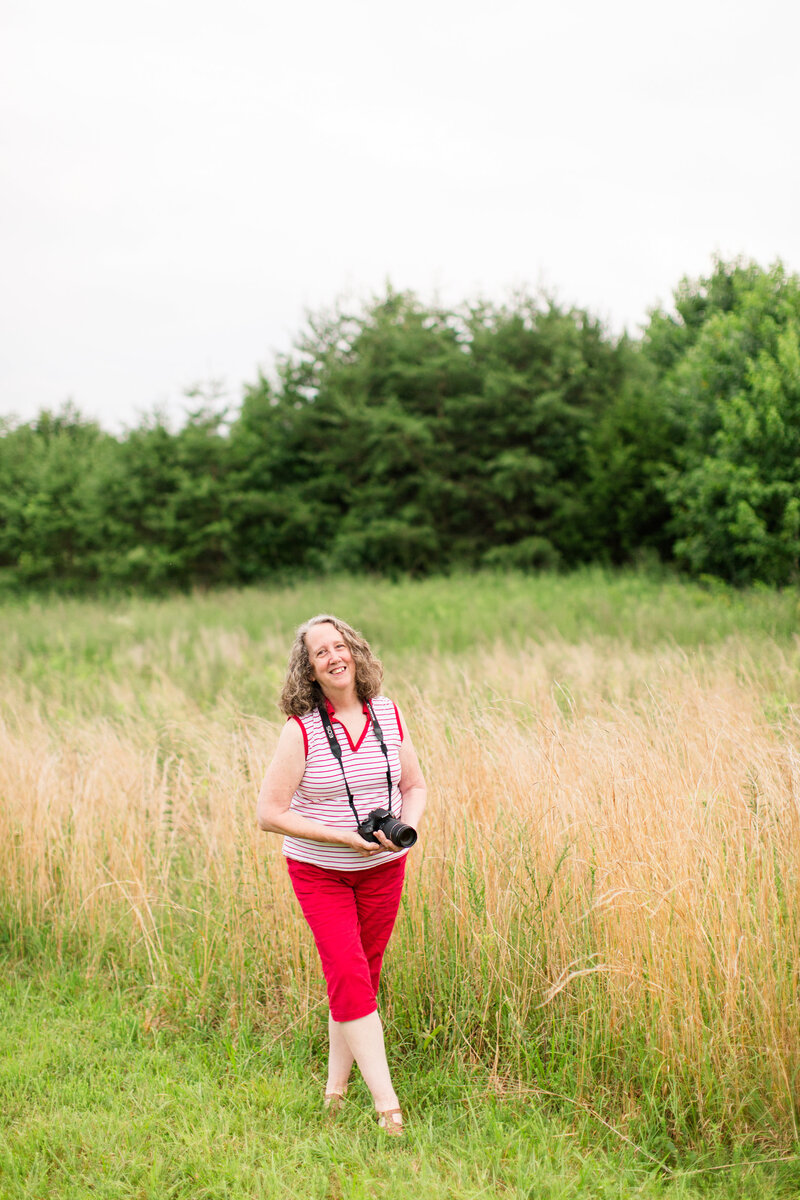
[282, 695, 407, 872]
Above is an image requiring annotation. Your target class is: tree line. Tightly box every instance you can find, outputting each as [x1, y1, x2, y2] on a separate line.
[2, 257, 799, 591]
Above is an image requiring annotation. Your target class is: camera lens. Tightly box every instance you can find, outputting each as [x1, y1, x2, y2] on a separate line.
[381, 817, 417, 849]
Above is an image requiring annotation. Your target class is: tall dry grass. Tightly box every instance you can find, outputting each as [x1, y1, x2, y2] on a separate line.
[1, 629, 799, 1143]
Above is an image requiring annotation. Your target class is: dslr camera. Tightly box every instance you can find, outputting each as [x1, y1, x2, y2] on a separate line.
[357, 808, 417, 849]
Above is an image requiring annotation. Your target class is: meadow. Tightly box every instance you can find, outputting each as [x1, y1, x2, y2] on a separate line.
[2, 568, 800, 1198]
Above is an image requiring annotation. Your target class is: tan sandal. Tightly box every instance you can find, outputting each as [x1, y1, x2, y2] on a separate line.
[323, 1091, 346, 1116]
[376, 1107, 404, 1136]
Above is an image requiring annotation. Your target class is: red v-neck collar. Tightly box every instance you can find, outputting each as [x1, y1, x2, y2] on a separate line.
[324, 697, 370, 752]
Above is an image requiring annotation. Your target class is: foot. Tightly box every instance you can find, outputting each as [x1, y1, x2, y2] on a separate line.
[376, 1107, 403, 1136]
[323, 1090, 346, 1116]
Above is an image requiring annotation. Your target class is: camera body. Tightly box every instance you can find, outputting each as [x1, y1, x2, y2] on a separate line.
[357, 807, 417, 849]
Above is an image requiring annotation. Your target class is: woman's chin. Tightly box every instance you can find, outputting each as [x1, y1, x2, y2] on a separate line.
[322, 675, 354, 699]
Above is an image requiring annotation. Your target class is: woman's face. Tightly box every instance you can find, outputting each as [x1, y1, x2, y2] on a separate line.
[305, 622, 355, 698]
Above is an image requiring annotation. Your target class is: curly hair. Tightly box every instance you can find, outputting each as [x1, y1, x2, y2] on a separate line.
[279, 614, 384, 716]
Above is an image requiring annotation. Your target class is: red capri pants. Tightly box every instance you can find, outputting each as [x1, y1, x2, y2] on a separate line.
[286, 854, 407, 1022]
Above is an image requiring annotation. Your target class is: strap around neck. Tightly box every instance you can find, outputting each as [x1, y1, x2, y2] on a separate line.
[317, 699, 393, 825]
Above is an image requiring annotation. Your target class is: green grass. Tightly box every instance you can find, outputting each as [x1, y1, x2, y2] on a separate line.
[2, 566, 799, 720]
[2, 963, 798, 1200]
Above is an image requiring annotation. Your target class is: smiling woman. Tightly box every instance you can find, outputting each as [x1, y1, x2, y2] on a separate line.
[256, 614, 427, 1135]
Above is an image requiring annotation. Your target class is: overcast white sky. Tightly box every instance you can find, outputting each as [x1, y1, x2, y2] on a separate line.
[2, 0, 798, 432]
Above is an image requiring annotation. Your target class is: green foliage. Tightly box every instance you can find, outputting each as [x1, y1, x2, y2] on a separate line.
[233, 290, 633, 576]
[583, 340, 674, 562]
[1, 402, 234, 592]
[0, 404, 115, 586]
[114, 403, 233, 588]
[4, 259, 800, 590]
[459, 299, 625, 566]
[646, 259, 800, 584]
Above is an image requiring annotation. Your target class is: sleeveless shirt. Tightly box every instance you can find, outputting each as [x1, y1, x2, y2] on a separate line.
[282, 695, 407, 871]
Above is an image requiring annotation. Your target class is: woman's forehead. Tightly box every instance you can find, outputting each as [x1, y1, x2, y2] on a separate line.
[305, 622, 341, 649]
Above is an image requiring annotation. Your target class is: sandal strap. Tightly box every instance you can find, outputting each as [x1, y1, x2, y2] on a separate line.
[377, 1107, 404, 1133]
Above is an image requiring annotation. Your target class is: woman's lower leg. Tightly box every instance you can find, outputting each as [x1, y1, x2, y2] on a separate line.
[334, 1009, 399, 1113]
[326, 1012, 354, 1095]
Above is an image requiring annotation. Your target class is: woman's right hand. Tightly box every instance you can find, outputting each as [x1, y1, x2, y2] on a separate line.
[344, 829, 383, 856]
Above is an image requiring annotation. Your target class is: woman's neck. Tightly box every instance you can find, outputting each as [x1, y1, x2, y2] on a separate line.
[322, 688, 360, 714]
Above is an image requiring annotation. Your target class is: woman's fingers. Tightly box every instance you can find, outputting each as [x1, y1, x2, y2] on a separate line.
[351, 832, 381, 855]
[373, 831, 401, 853]
[347, 830, 401, 856]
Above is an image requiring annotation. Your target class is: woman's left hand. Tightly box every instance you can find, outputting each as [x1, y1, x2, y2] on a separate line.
[372, 829, 405, 853]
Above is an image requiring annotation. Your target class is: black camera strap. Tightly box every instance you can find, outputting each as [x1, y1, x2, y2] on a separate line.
[317, 699, 393, 827]
[365, 700, 394, 813]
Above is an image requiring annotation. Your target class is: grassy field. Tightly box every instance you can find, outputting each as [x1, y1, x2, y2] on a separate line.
[2, 969, 798, 1200]
[2, 568, 800, 1197]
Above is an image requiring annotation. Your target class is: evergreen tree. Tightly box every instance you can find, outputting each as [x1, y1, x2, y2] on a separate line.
[0, 404, 113, 586]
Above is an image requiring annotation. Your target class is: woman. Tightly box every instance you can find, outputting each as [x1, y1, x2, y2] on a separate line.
[257, 614, 426, 1135]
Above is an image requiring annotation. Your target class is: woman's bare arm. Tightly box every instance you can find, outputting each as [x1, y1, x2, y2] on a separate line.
[256, 719, 380, 853]
[396, 718, 427, 831]
[371, 708, 427, 852]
